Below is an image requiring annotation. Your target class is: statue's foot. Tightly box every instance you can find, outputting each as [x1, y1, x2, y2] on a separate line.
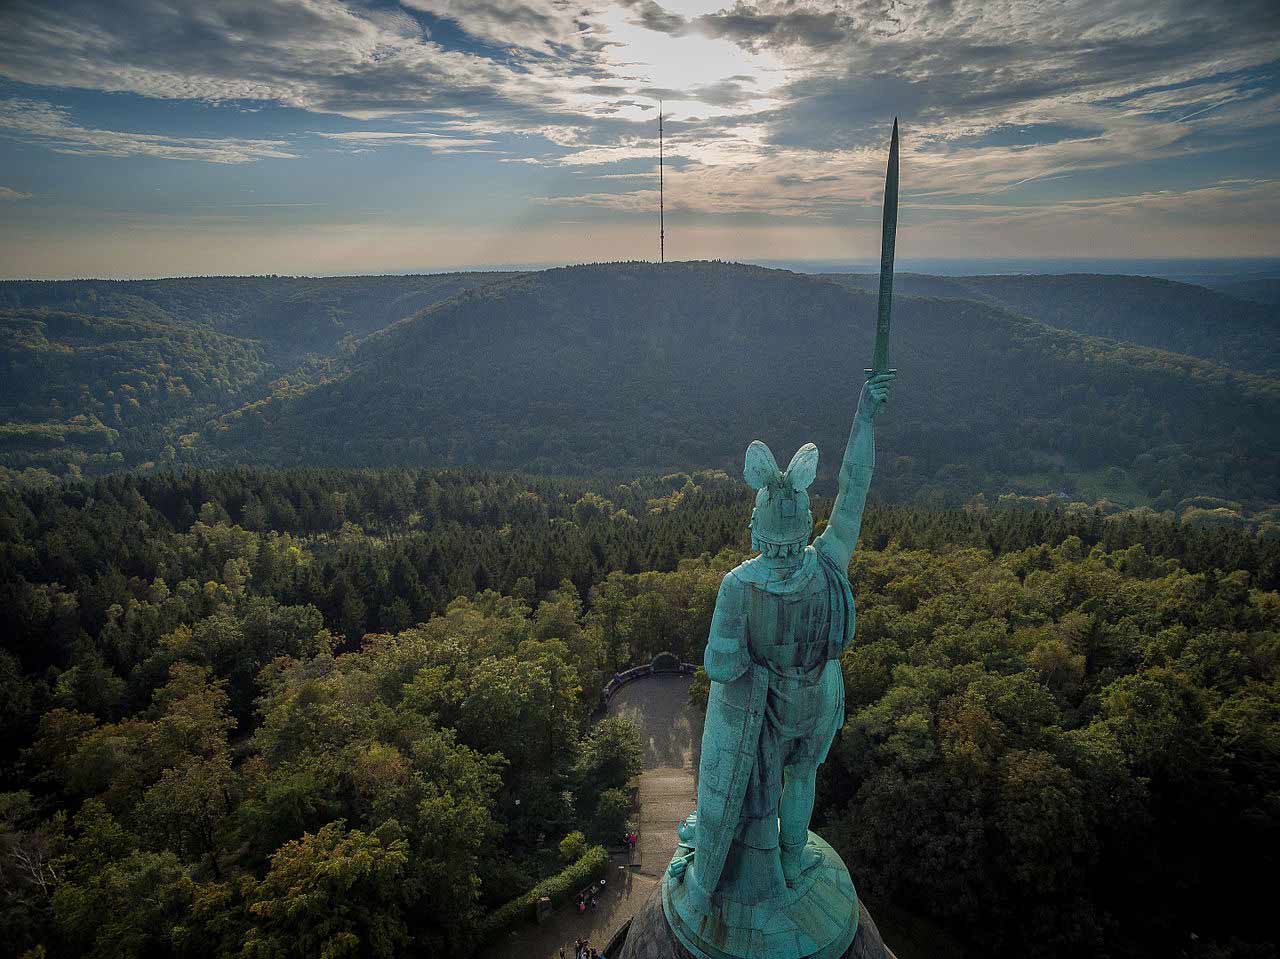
[781, 839, 824, 885]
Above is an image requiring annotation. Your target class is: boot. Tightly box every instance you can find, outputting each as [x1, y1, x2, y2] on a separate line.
[780, 837, 823, 884]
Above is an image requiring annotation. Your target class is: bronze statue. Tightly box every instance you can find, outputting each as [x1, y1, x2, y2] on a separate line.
[661, 121, 900, 959]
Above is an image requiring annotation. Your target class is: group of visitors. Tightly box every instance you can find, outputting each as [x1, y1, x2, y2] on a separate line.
[575, 885, 599, 913]
[563, 938, 599, 959]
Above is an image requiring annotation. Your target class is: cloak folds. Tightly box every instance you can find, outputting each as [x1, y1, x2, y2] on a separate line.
[691, 541, 855, 897]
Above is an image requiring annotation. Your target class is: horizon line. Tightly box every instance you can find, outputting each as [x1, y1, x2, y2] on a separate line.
[3, 255, 1279, 283]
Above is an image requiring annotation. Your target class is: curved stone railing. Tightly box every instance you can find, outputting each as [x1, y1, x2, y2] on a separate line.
[598, 652, 697, 712]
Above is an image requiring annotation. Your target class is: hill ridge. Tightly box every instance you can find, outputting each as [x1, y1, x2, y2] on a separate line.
[194, 263, 1278, 518]
[5, 262, 1276, 526]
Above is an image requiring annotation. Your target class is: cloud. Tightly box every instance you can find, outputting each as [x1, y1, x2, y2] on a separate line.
[745, 0, 1280, 145]
[0, 0, 609, 122]
[694, 3, 847, 50]
[0, 98, 297, 163]
[550, 0, 1280, 222]
[315, 129, 497, 153]
[1019, 179, 1280, 229]
[618, 0, 688, 36]
[0, 0, 1277, 246]
[0, 186, 33, 200]
[402, 0, 614, 53]
[640, 78, 764, 109]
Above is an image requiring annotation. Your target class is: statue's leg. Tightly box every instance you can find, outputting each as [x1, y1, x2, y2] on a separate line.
[779, 764, 823, 883]
[725, 722, 787, 903]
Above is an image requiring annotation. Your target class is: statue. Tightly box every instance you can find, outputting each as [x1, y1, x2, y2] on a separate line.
[659, 121, 900, 959]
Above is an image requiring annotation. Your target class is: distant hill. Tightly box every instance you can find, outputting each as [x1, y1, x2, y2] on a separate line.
[3, 263, 1276, 516]
[821, 272, 1280, 375]
[197, 262, 1279, 512]
[0, 275, 514, 475]
[1206, 278, 1280, 306]
[0, 273, 517, 359]
[0, 307, 269, 469]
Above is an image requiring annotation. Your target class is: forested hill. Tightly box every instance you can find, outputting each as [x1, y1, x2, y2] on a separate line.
[820, 272, 1280, 374]
[1206, 277, 1280, 306]
[0, 309, 271, 468]
[0, 273, 516, 359]
[202, 262, 1279, 518]
[3, 263, 1278, 528]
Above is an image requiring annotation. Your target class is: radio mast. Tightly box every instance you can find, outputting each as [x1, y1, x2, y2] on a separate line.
[659, 102, 664, 264]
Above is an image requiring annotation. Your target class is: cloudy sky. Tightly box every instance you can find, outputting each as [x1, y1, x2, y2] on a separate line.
[0, 0, 1277, 277]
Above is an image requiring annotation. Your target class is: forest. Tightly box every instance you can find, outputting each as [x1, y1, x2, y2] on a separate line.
[2, 3, 1277, 958]
[2, 266, 1277, 958]
[3, 265, 1278, 535]
[821, 271, 1280, 374]
[1, 467, 1277, 958]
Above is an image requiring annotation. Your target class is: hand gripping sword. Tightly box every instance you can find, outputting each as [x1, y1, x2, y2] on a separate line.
[865, 118, 899, 377]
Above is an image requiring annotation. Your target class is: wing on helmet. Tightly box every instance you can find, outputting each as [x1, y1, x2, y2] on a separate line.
[785, 443, 819, 490]
[743, 440, 781, 490]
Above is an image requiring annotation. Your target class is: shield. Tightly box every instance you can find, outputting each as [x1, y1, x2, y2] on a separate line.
[691, 657, 768, 895]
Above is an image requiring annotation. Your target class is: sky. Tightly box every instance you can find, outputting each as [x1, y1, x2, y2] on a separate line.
[0, 0, 1277, 278]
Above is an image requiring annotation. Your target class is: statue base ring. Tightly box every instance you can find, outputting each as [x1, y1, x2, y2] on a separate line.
[661, 830, 859, 959]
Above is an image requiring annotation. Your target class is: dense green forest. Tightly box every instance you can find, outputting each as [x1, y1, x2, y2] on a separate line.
[1, 468, 1277, 958]
[1199, 278, 1280, 307]
[3, 265, 1277, 534]
[4, 266, 1275, 956]
[0, 309, 271, 470]
[821, 272, 1280, 374]
[0, 274, 515, 359]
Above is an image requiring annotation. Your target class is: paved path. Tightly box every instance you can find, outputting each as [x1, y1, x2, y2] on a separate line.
[606, 674, 701, 878]
[488, 866, 660, 959]
[491, 673, 700, 959]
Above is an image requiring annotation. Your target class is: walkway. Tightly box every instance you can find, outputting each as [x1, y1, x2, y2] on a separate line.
[606, 673, 700, 879]
[490, 672, 700, 959]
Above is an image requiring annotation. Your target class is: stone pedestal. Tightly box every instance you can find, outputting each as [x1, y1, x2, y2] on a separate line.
[662, 831, 858, 959]
[612, 882, 894, 959]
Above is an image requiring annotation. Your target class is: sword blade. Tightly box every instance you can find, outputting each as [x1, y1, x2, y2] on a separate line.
[871, 118, 899, 374]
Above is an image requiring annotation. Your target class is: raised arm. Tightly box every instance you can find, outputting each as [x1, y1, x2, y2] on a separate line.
[816, 373, 894, 570]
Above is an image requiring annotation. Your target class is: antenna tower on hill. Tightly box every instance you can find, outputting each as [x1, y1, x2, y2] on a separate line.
[659, 102, 664, 264]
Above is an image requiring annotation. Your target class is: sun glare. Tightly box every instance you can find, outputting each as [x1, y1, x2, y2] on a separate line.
[598, 0, 787, 121]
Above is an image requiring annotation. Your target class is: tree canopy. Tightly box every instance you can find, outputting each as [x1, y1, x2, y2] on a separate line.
[0, 466, 1275, 957]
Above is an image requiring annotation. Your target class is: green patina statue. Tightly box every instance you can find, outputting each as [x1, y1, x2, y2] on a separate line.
[661, 121, 900, 959]
[661, 373, 893, 959]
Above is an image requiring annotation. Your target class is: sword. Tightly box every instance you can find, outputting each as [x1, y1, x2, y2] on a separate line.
[866, 118, 899, 377]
